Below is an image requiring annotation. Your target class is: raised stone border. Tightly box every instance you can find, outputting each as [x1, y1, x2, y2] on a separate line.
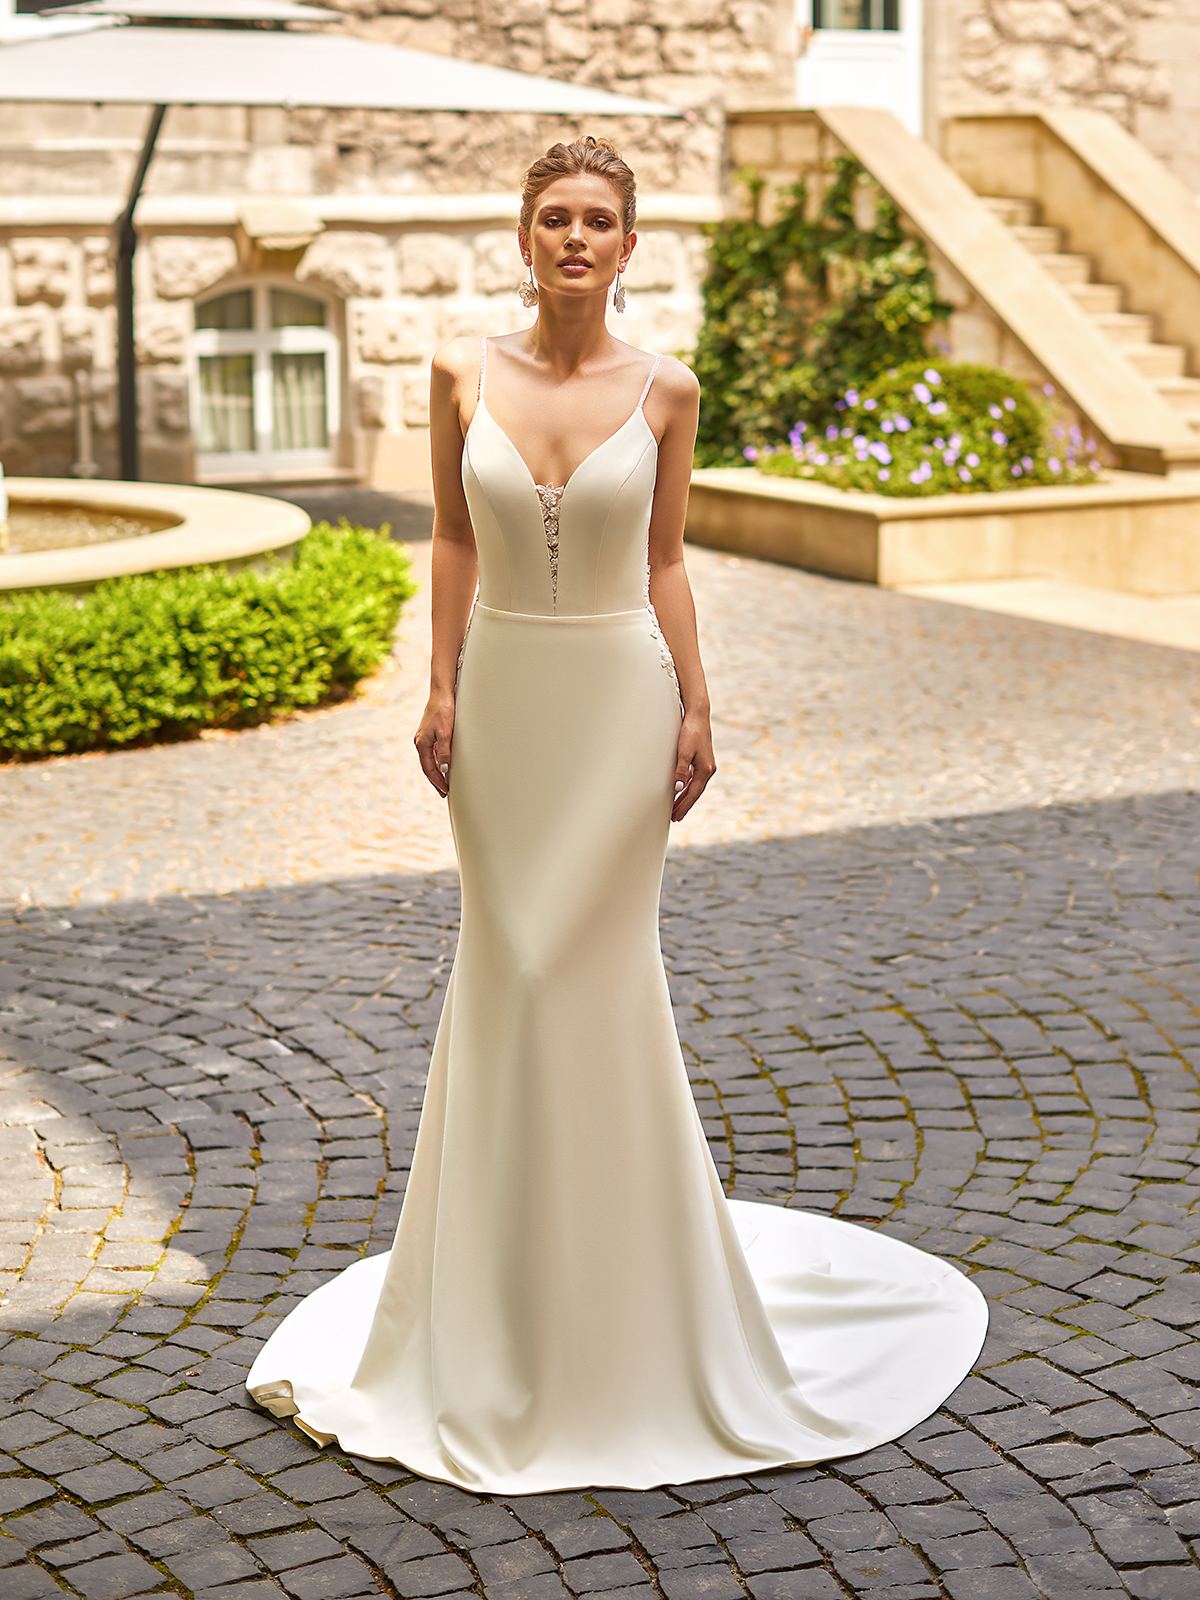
[0, 479, 311, 593]
[686, 467, 1200, 595]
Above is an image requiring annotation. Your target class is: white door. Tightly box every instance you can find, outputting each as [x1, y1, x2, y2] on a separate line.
[796, 0, 922, 136]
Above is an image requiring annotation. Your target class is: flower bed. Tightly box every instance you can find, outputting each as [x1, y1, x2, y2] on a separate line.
[748, 362, 1104, 496]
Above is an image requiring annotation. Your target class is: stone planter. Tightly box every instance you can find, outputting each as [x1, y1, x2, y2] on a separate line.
[685, 467, 1200, 596]
[0, 479, 310, 593]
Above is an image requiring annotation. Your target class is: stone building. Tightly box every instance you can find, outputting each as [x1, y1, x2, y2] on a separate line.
[3, 0, 1200, 488]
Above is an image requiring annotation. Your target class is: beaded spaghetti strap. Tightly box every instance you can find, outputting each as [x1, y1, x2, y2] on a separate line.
[478, 336, 487, 403]
[638, 354, 662, 410]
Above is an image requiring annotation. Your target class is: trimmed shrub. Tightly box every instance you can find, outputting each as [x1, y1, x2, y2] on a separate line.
[750, 362, 1105, 496]
[0, 520, 416, 759]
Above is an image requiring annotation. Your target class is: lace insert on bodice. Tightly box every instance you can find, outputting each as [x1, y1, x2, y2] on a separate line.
[534, 482, 564, 612]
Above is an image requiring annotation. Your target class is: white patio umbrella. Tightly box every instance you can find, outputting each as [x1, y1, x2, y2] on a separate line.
[0, 0, 682, 477]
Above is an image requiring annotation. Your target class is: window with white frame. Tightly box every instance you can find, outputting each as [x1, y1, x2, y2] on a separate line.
[191, 285, 340, 476]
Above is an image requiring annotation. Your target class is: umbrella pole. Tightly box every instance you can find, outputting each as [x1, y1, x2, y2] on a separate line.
[114, 103, 166, 482]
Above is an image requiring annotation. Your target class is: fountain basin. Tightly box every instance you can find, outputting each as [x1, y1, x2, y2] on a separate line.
[0, 479, 310, 593]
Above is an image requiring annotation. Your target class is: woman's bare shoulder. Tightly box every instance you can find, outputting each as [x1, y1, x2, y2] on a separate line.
[649, 352, 700, 407]
[432, 336, 484, 383]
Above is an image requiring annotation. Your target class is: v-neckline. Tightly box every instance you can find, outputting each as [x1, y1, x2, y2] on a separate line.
[474, 397, 654, 500]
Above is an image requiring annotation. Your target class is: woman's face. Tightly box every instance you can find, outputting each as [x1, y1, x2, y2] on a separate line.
[521, 173, 634, 301]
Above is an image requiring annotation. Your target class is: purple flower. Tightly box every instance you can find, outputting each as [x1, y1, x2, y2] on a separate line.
[788, 427, 804, 447]
[853, 435, 867, 449]
[1069, 425, 1082, 445]
[949, 433, 963, 450]
[881, 420, 894, 433]
[923, 368, 941, 384]
[1021, 456, 1033, 470]
[991, 430, 1007, 446]
[895, 416, 911, 432]
[908, 468, 924, 484]
[869, 442, 892, 464]
[1043, 383, 1056, 396]
[933, 438, 946, 449]
[943, 451, 958, 465]
[1012, 463, 1023, 476]
[1085, 438, 1096, 451]
[959, 466, 972, 482]
[927, 400, 948, 415]
[845, 389, 859, 406]
[1004, 397, 1016, 411]
[863, 398, 877, 410]
[743, 445, 758, 460]
[878, 468, 890, 480]
[826, 424, 839, 441]
[835, 400, 846, 412]
[966, 452, 980, 467]
[814, 452, 829, 464]
[1048, 457, 1061, 473]
[988, 403, 1002, 421]
[913, 382, 932, 404]
[1090, 460, 1101, 472]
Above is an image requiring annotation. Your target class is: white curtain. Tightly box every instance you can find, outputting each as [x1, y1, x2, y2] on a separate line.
[273, 352, 328, 451]
[197, 354, 253, 454]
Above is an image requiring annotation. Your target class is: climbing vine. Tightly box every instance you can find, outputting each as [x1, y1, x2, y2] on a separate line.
[690, 157, 951, 467]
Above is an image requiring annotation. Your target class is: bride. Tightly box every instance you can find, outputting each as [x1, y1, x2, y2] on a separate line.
[247, 136, 987, 1493]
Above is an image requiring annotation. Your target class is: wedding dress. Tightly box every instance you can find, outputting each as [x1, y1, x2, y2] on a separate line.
[247, 339, 988, 1493]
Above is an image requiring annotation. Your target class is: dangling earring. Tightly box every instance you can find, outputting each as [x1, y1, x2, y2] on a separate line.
[519, 260, 539, 309]
[612, 269, 626, 314]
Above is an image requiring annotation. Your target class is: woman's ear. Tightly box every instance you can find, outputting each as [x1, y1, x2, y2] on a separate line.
[619, 230, 638, 273]
[517, 227, 531, 266]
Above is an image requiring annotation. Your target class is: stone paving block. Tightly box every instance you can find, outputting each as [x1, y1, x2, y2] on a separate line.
[277, 1552, 380, 1598]
[545, 1518, 632, 1558]
[563, 1551, 651, 1593]
[657, 1567, 744, 1600]
[0, 1564, 68, 1599]
[166, 1543, 263, 1588]
[383, 1551, 475, 1595]
[744, 1573, 844, 1600]
[472, 1535, 557, 1586]
[723, 1532, 822, 1572]
[58, 1550, 161, 1599]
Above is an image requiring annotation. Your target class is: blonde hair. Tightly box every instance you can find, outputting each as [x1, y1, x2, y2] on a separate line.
[519, 136, 637, 236]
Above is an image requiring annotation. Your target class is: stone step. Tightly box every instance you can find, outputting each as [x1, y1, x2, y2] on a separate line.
[1154, 375, 1200, 416]
[979, 194, 1039, 227]
[1065, 281, 1123, 315]
[1011, 223, 1064, 255]
[1121, 342, 1188, 379]
[1092, 310, 1157, 345]
[1037, 252, 1092, 286]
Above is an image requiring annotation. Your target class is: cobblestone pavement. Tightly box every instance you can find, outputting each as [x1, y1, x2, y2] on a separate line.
[2, 543, 1199, 907]
[0, 786, 1199, 1597]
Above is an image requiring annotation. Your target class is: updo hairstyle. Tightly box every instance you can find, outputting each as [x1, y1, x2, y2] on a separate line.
[519, 136, 637, 237]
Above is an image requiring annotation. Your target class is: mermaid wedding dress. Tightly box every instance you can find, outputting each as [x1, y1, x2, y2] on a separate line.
[247, 340, 988, 1493]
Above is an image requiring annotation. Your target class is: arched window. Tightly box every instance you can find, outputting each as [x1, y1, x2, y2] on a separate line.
[191, 285, 340, 478]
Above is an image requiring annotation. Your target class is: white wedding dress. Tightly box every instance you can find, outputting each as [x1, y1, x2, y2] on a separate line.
[247, 340, 988, 1493]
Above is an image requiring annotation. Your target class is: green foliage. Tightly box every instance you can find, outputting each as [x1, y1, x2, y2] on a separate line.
[691, 158, 950, 466]
[0, 520, 416, 759]
[753, 361, 1104, 497]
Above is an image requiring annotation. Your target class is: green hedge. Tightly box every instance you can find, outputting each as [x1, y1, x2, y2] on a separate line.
[0, 520, 416, 759]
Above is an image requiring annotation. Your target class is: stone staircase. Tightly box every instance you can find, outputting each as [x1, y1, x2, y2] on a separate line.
[981, 195, 1200, 434]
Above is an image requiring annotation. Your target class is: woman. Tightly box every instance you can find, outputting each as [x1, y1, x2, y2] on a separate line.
[247, 137, 987, 1493]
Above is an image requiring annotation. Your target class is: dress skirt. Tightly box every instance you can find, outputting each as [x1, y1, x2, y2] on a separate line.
[246, 603, 987, 1493]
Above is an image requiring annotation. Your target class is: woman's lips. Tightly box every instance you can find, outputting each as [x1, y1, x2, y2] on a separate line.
[558, 258, 591, 275]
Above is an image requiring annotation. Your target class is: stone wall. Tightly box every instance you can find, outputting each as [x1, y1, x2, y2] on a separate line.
[937, 0, 1200, 191]
[326, 0, 796, 109]
[0, 211, 707, 486]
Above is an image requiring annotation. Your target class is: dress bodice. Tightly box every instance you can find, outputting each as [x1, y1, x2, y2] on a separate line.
[462, 339, 661, 617]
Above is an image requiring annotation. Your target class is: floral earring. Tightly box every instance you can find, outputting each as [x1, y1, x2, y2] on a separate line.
[519, 260, 539, 309]
[612, 268, 626, 314]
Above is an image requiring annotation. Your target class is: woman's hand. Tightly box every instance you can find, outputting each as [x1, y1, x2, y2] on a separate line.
[415, 693, 456, 798]
[672, 711, 716, 822]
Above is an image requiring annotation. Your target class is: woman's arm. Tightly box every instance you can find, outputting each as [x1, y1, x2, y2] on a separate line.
[645, 361, 717, 823]
[413, 340, 480, 798]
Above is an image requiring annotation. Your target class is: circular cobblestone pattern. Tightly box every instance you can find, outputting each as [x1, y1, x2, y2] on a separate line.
[1, 551, 1199, 1599]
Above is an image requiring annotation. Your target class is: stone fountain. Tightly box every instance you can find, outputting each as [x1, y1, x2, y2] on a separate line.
[0, 471, 310, 593]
